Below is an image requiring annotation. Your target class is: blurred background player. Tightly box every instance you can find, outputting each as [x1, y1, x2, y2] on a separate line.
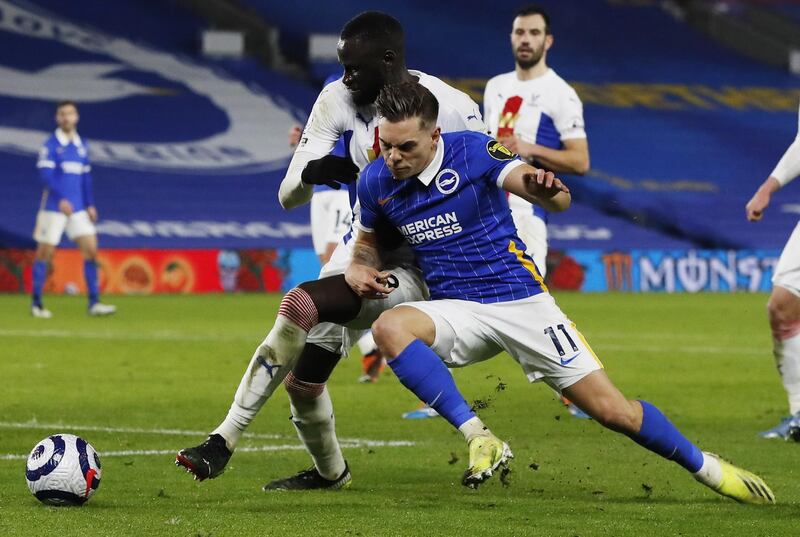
[484, 4, 589, 278]
[31, 100, 116, 318]
[746, 99, 800, 440]
[484, 4, 589, 419]
[288, 72, 385, 384]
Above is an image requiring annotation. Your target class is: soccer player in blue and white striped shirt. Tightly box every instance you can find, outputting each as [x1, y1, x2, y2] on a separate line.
[348, 81, 774, 501]
[31, 101, 115, 318]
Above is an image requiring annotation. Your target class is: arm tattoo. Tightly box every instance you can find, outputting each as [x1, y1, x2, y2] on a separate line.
[352, 240, 381, 269]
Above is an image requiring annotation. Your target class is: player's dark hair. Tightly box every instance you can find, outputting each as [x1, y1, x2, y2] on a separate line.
[340, 11, 405, 56]
[515, 4, 551, 34]
[376, 82, 439, 129]
[56, 100, 78, 111]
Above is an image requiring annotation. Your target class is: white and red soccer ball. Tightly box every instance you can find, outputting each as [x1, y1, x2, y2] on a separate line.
[25, 434, 102, 506]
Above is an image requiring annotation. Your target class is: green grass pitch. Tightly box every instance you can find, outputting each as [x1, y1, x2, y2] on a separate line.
[0, 292, 797, 536]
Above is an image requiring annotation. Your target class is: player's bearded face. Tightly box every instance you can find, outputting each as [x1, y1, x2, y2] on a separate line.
[338, 39, 385, 106]
[55, 105, 79, 133]
[511, 14, 551, 70]
[379, 118, 439, 180]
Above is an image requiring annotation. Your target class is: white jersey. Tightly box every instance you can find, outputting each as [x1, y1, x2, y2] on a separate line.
[300, 70, 483, 170]
[770, 103, 800, 297]
[280, 70, 485, 210]
[483, 68, 585, 214]
[771, 102, 800, 187]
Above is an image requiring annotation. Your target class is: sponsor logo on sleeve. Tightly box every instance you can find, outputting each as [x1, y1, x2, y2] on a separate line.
[486, 140, 516, 161]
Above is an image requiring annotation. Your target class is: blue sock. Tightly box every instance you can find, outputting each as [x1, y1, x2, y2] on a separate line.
[32, 260, 47, 308]
[629, 400, 704, 473]
[84, 260, 99, 307]
[388, 339, 476, 428]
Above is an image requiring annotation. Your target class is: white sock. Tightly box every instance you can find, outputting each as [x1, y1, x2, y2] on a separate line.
[693, 452, 723, 488]
[356, 331, 378, 355]
[774, 332, 800, 415]
[212, 316, 308, 450]
[458, 416, 491, 443]
[289, 387, 346, 481]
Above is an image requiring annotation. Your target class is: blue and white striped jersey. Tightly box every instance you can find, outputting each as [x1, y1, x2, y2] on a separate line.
[36, 129, 94, 212]
[357, 131, 548, 304]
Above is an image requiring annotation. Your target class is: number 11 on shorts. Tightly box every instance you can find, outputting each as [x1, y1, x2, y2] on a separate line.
[544, 324, 578, 357]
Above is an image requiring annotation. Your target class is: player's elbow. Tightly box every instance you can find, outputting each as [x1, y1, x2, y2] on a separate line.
[277, 182, 300, 210]
[278, 194, 293, 210]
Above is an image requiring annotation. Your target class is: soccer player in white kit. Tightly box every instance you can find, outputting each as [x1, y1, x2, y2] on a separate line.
[746, 101, 800, 440]
[289, 109, 383, 383]
[483, 5, 589, 278]
[176, 11, 487, 489]
[31, 100, 116, 319]
[352, 80, 774, 501]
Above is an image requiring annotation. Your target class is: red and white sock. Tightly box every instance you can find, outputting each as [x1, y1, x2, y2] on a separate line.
[212, 288, 318, 450]
[286, 372, 346, 481]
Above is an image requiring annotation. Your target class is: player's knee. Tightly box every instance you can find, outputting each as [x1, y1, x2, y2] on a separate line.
[371, 311, 401, 357]
[767, 293, 800, 339]
[277, 287, 319, 331]
[371, 312, 392, 349]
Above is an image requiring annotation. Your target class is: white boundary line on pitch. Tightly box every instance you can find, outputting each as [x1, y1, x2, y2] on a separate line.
[0, 421, 283, 440]
[0, 421, 415, 459]
[0, 441, 415, 461]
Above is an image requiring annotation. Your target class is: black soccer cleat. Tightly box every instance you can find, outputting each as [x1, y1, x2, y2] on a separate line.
[175, 434, 232, 481]
[263, 463, 352, 491]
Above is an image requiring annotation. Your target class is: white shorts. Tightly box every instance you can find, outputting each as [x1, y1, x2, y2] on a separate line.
[310, 190, 352, 255]
[33, 210, 96, 246]
[773, 221, 800, 296]
[404, 293, 603, 392]
[306, 232, 428, 356]
[510, 208, 548, 278]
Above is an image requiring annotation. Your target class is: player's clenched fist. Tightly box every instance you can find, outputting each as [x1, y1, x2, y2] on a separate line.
[746, 188, 771, 222]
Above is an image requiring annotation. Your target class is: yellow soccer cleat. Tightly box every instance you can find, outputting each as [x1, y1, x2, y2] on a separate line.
[706, 454, 775, 505]
[462, 434, 513, 489]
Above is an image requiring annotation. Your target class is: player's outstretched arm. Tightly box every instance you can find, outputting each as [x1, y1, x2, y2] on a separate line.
[279, 152, 359, 209]
[345, 229, 395, 300]
[746, 176, 781, 222]
[279, 151, 320, 209]
[502, 163, 571, 213]
[747, 132, 800, 221]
